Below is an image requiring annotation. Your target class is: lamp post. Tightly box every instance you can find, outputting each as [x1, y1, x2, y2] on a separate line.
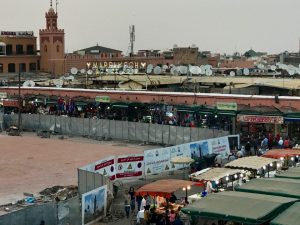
[182, 185, 191, 204]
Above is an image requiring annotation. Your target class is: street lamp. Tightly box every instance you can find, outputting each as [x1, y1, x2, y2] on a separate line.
[182, 185, 191, 204]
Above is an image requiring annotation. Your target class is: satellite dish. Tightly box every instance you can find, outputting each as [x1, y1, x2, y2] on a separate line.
[154, 66, 162, 75]
[200, 65, 206, 75]
[23, 80, 35, 87]
[288, 70, 295, 76]
[169, 64, 175, 68]
[281, 64, 287, 70]
[126, 67, 133, 74]
[189, 66, 198, 75]
[205, 69, 213, 76]
[196, 66, 202, 75]
[133, 68, 138, 74]
[230, 71, 236, 76]
[162, 65, 168, 70]
[53, 79, 64, 88]
[170, 67, 179, 76]
[107, 68, 113, 74]
[179, 66, 188, 74]
[270, 65, 276, 71]
[70, 67, 78, 75]
[87, 69, 93, 75]
[146, 64, 153, 74]
[243, 68, 250, 76]
[64, 75, 74, 81]
[236, 69, 242, 76]
[80, 69, 86, 74]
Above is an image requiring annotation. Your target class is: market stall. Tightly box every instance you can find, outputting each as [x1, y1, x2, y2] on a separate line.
[135, 179, 195, 214]
[181, 191, 298, 225]
[262, 149, 300, 168]
[225, 156, 279, 178]
[270, 202, 300, 225]
[189, 167, 244, 192]
[235, 178, 300, 199]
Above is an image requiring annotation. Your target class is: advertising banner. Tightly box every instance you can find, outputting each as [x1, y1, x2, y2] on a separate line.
[210, 136, 231, 158]
[94, 156, 116, 180]
[144, 148, 171, 175]
[116, 154, 144, 179]
[82, 185, 107, 225]
[237, 115, 283, 124]
[189, 140, 210, 158]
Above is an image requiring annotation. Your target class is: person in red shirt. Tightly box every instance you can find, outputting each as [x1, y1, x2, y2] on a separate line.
[284, 138, 290, 149]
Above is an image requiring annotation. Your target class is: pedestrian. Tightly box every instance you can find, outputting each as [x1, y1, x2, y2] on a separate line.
[128, 186, 136, 213]
[124, 190, 131, 218]
[245, 141, 251, 156]
[145, 195, 151, 209]
[168, 210, 176, 224]
[149, 207, 157, 225]
[144, 206, 150, 225]
[136, 194, 143, 211]
[172, 215, 184, 225]
[278, 137, 284, 149]
[284, 137, 290, 149]
[252, 136, 259, 155]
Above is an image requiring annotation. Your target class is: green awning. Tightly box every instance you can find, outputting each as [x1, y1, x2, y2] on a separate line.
[217, 110, 236, 117]
[111, 102, 129, 108]
[235, 178, 300, 199]
[270, 202, 300, 225]
[75, 101, 88, 106]
[275, 167, 300, 180]
[181, 191, 297, 225]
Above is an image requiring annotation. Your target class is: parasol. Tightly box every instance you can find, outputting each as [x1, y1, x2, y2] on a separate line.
[171, 156, 194, 164]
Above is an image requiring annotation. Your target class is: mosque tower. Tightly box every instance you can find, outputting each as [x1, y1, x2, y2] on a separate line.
[39, 0, 65, 76]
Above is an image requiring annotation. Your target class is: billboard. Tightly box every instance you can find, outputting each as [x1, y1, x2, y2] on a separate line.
[82, 185, 107, 225]
[170, 144, 191, 170]
[116, 154, 144, 179]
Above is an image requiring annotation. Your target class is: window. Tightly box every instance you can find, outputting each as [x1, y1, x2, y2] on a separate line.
[29, 63, 36, 72]
[16, 45, 24, 54]
[0, 64, 3, 73]
[56, 45, 59, 52]
[27, 45, 34, 55]
[8, 63, 15, 73]
[6, 45, 12, 55]
[0, 45, 5, 55]
[44, 45, 47, 52]
[19, 63, 26, 72]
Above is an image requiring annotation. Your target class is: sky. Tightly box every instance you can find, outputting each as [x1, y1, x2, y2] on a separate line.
[1, 0, 300, 55]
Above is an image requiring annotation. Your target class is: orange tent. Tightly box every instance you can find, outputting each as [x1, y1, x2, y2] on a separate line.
[135, 179, 195, 198]
[263, 149, 300, 159]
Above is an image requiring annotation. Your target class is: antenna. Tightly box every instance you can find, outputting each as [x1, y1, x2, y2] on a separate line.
[128, 25, 135, 57]
[56, 0, 58, 13]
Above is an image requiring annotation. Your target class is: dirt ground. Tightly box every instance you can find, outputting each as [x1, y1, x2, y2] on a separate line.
[0, 133, 155, 205]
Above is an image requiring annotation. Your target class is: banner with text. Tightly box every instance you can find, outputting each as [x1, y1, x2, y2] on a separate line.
[144, 148, 171, 175]
[116, 154, 144, 179]
[93, 156, 116, 180]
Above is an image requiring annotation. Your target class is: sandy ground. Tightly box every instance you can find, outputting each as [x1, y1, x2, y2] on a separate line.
[0, 133, 155, 205]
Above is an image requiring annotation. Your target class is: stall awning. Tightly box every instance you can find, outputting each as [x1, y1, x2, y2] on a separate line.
[235, 178, 300, 199]
[262, 149, 300, 159]
[189, 168, 243, 182]
[270, 202, 300, 225]
[181, 191, 297, 225]
[111, 102, 129, 108]
[275, 167, 300, 179]
[225, 156, 278, 170]
[135, 179, 195, 198]
[284, 113, 300, 122]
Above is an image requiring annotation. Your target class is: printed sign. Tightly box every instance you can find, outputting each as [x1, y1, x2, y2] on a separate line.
[1, 31, 34, 37]
[144, 148, 171, 175]
[0, 92, 7, 99]
[210, 136, 230, 158]
[94, 156, 116, 180]
[237, 115, 283, 124]
[116, 154, 144, 179]
[95, 96, 110, 103]
[216, 102, 237, 111]
[189, 140, 209, 159]
[82, 185, 107, 225]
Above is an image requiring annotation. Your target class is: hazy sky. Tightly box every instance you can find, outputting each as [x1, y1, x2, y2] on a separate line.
[1, 0, 300, 55]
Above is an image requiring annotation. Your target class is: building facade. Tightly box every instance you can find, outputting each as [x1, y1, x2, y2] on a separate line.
[0, 31, 40, 73]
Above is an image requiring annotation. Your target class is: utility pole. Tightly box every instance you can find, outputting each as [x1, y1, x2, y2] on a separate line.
[18, 64, 21, 134]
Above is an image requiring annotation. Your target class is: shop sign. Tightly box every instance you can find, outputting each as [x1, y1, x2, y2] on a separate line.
[95, 96, 110, 103]
[1, 31, 34, 37]
[86, 61, 147, 69]
[216, 102, 237, 111]
[0, 92, 7, 99]
[116, 154, 144, 179]
[3, 99, 19, 108]
[237, 115, 283, 124]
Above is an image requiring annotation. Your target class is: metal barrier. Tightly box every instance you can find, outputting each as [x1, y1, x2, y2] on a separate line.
[0, 196, 81, 225]
[6, 114, 229, 145]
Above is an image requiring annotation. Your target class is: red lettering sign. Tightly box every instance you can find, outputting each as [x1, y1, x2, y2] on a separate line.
[94, 159, 114, 171]
[237, 115, 283, 124]
[117, 156, 144, 163]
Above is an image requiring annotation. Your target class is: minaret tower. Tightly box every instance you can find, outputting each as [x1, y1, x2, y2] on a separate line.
[39, 0, 65, 76]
